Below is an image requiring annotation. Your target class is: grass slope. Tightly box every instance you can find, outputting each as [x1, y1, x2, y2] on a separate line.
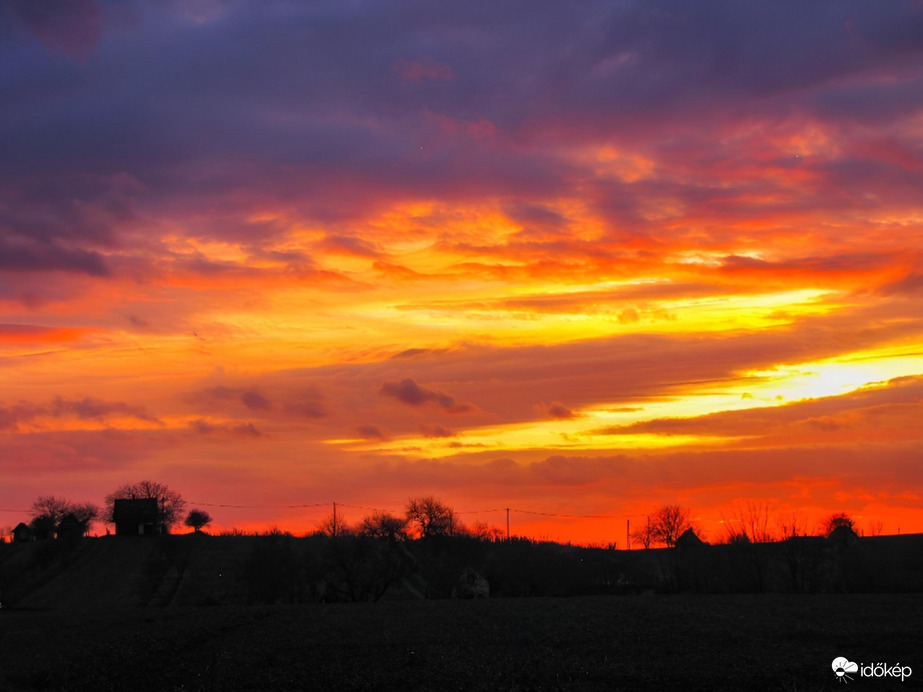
[2, 594, 921, 691]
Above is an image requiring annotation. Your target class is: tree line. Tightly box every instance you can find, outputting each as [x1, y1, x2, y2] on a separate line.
[10, 480, 862, 546]
[629, 502, 860, 548]
[14, 481, 210, 540]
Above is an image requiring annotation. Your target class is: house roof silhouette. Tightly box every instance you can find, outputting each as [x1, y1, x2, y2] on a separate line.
[113, 498, 162, 535]
[11, 522, 34, 542]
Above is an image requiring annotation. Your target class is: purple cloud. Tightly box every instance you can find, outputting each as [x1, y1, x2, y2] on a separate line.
[189, 419, 263, 437]
[0, 0, 919, 279]
[8, 0, 101, 60]
[0, 396, 160, 431]
[240, 390, 272, 411]
[0, 240, 110, 276]
[0, 402, 45, 431]
[538, 401, 577, 420]
[419, 424, 457, 438]
[284, 401, 326, 419]
[358, 424, 389, 441]
[191, 386, 274, 412]
[380, 378, 475, 414]
[51, 396, 161, 423]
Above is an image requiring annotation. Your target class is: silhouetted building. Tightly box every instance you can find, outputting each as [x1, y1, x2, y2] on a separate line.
[676, 528, 706, 549]
[11, 522, 34, 543]
[57, 513, 88, 540]
[113, 499, 162, 535]
[827, 524, 860, 548]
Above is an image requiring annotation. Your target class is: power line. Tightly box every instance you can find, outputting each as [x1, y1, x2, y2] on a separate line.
[185, 502, 516, 516]
[513, 508, 621, 519]
[3, 502, 639, 519]
[4, 498, 648, 531]
[337, 502, 401, 515]
[187, 501, 329, 510]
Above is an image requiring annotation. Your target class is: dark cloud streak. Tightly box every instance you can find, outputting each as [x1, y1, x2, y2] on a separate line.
[380, 378, 475, 414]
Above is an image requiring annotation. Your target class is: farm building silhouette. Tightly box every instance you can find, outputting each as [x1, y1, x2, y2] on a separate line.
[113, 498, 163, 535]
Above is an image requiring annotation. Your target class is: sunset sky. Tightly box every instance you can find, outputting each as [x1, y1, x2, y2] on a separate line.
[2, 0, 922, 543]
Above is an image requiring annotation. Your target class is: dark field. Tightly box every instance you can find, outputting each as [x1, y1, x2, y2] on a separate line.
[2, 593, 921, 691]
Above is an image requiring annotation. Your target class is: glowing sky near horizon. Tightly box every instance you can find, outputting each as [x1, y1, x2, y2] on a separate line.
[2, 0, 923, 542]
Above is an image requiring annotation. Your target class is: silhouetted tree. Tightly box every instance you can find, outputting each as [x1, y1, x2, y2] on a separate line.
[29, 496, 99, 538]
[69, 502, 100, 526]
[245, 533, 304, 603]
[466, 521, 505, 541]
[650, 505, 693, 547]
[721, 501, 773, 544]
[405, 496, 456, 538]
[822, 512, 855, 537]
[105, 480, 186, 530]
[317, 511, 352, 538]
[630, 520, 655, 549]
[776, 510, 811, 539]
[185, 509, 212, 533]
[357, 511, 408, 541]
[30, 496, 70, 530]
[30, 514, 57, 540]
[322, 536, 406, 602]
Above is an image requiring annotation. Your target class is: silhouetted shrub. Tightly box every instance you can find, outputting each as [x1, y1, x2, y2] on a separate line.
[245, 534, 305, 604]
[321, 535, 408, 602]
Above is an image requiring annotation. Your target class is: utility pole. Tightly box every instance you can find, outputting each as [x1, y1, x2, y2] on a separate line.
[627, 519, 630, 550]
[332, 501, 337, 538]
[506, 507, 510, 541]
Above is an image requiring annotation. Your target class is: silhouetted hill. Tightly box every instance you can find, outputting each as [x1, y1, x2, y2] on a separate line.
[2, 532, 921, 611]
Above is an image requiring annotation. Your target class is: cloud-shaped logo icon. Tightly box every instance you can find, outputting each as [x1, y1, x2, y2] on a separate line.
[832, 657, 859, 683]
